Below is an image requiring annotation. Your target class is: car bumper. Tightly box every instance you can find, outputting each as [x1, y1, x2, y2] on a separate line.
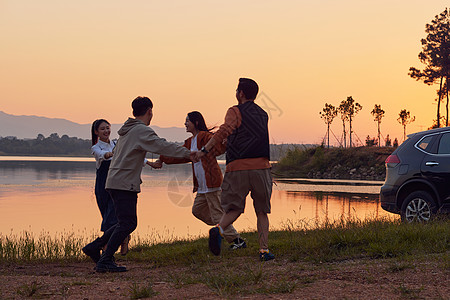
[380, 184, 400, 214]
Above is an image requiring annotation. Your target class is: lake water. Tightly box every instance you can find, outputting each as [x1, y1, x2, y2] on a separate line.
[0, 157, 396, 242]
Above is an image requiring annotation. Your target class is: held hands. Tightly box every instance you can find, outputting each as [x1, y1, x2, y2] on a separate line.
[148, 152, 202, 165]
[147, 159, 163, 169]
[193, 150, 206, 161]
[104, 152, 113, 159]
[190, 151, 201, 163]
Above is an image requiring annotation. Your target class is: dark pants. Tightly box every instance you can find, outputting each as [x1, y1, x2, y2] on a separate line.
[98, 189, 138, 262]
[95, 160, 117, 232]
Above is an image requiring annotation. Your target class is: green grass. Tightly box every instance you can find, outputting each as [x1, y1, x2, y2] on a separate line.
[129, 282, 158, 299]
[387, 261, 414, 273]
[278, 217, 449, 263]
[255, 279, 297, 294]
[16, 281, 43, 297]
[164, 261, 299, 296]
[1, 217, 448, 265]
[0, 231, 89, 262]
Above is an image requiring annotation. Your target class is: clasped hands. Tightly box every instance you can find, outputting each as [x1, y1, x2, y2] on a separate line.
[190, 150, 206, 162]
[147, 151, 206, 169]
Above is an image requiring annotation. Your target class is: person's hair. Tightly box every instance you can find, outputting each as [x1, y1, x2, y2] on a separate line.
[187, 111, 214, 132]
[132, 96, 153, 117]
[237, 78, 259, 100]
[91, 119, 111, 145]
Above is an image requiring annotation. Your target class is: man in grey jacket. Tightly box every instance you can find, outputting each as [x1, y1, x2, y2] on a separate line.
[83, 96, 192, 273]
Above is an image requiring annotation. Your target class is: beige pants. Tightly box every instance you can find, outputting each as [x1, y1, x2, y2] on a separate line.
[220, 169, 272, 250]
[192, 190, 240, 243]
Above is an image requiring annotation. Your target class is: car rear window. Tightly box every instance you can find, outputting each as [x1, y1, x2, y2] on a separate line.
[438, 132, 450, 154]
[417, 136, 434, 151]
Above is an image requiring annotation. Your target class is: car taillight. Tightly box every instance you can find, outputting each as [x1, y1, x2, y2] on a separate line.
[385, 154, 400, 167]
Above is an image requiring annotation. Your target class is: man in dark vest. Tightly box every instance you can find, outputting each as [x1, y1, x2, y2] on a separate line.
[195, 78, 274, 261]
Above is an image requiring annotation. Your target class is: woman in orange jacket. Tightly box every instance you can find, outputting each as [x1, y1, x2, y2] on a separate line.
[150, 111, 246, 250]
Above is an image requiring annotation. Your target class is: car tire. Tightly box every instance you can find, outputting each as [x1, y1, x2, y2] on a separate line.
[400, 191, 437, 223]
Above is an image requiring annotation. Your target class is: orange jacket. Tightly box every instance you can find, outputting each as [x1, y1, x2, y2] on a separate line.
[159, 131, 226, 193]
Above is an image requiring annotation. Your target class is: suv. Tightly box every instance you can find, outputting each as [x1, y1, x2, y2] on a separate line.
[380, 127, 450, 222]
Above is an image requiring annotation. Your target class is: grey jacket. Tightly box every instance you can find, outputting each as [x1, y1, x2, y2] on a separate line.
[105, 118, 190, 192]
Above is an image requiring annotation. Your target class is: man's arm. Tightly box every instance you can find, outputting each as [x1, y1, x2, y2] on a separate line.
[196, 107, 241, 159]
[138, 127, 191, 159]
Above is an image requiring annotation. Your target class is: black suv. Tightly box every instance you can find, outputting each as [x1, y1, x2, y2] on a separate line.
[380, 127, 450, 222]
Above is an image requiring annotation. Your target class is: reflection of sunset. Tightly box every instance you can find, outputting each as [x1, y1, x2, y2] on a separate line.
[0, 186, 100, 235]
[279, 191, 393, 227]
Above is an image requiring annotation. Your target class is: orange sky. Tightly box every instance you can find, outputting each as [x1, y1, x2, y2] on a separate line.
[1, 1, 448, 144]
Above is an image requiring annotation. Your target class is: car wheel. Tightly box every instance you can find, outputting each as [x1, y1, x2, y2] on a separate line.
[401, 191, 436, 223]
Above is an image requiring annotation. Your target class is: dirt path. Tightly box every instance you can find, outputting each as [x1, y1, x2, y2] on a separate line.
[0, 255, 448, 299]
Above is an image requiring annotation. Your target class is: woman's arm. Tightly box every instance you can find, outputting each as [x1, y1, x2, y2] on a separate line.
[91, 144, 112, 162]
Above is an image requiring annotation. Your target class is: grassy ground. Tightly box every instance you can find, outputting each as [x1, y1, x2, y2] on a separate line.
[0, 218, 448, 298]
[2, 218, 448, 265]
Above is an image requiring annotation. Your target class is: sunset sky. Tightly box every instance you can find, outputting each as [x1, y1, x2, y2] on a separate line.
[1, 1, 449, 144]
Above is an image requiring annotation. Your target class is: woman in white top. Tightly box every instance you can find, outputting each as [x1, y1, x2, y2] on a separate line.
[91, 119, 118, 233]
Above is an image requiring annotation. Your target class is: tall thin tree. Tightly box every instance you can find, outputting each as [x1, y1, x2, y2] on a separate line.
[371, 104, 385, 147]
[409, 8, 450, 128]
[444, 80, 449, 126]
[340, 96, 362, 147]
[338, 100, 349, 148]
[398, 109, 416, 142]
[320, 103, 338, 148]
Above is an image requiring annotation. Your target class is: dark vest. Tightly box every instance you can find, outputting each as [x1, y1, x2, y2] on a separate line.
[226, 101, 270, 165]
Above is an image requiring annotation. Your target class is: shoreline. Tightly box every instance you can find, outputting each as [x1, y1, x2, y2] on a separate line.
[275, 178, 384, 186]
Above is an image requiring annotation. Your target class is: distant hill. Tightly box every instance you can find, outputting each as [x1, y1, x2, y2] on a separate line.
[0, 111, 189, 142]
[0, 111, 313, 160]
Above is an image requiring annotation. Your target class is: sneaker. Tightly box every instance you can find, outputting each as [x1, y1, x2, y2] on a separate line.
[96, 260, 127, 273]
[259, 251, 275, 261]
[82, 239, 102, 263]
[208, 227, 223, 256]
[229, 238, 247, 250]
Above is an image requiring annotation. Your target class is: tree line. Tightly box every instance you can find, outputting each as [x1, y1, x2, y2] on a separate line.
[0, 133, 92, 156]
[320, 8, 449, 148]
[0, 133, 301, 161]
[320, 98, 415, 148]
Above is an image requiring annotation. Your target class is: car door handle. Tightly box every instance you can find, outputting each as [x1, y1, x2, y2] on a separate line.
[425, 161, 439, 166]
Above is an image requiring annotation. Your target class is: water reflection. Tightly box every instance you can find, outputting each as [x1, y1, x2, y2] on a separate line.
[0, 158, 396, 241]
[278, 191, 384, 227]
[0, 161, 94, 185]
